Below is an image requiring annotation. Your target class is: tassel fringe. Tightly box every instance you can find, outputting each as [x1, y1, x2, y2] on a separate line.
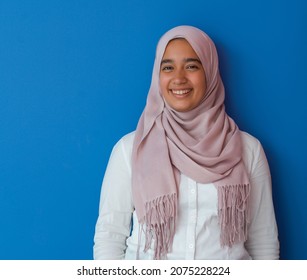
[138, 193, 177, 260]
[217, 184, 251, 247]
[137, 185, 250, 259]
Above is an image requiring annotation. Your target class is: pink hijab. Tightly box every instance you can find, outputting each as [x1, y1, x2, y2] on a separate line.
[132, 26, 250, 259]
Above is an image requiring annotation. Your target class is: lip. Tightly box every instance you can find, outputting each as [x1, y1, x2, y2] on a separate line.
[169, 88, 192, 98]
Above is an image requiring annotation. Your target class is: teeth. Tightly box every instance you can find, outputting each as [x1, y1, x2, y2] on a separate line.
[172, 89, 190, 95]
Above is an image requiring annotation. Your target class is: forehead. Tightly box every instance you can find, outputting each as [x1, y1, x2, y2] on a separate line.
[162, 38, 199, 59]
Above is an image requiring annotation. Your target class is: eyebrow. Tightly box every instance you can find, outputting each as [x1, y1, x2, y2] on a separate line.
[160, 58, 202, 65]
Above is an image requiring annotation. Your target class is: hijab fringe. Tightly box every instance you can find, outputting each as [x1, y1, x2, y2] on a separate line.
[217, 184, 251, 247]
[138, 193, 177, 260]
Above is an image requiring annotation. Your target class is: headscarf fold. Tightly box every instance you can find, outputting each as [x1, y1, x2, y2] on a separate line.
[132, 26, 250, 259]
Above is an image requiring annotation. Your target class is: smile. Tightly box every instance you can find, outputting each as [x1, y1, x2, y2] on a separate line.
[170, 89, 192, 96]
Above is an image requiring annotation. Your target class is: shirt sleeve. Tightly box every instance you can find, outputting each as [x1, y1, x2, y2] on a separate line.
[93, 137, 134, 260]
[244, 139, 280, 259]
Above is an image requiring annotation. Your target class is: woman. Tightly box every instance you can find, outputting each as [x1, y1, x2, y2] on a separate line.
[93, 25, 279, 260]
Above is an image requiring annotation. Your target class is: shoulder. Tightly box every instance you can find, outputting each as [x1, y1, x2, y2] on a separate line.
[105, 131, 135, 173]
[240, 131, 269, 178]
[118, 131, 136, 146]
[111, 131, 135, 161]
[240, 131, 262, 155]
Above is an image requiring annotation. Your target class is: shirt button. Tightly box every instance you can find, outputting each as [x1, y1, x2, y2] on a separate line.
[189, 244, 194, 249]
[190, 189, 195, 194]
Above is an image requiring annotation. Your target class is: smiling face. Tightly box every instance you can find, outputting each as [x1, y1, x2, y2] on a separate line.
[159, 38, 207, 112]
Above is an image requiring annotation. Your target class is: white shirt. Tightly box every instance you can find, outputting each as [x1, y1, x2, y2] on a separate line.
[93, 131, 279, 260]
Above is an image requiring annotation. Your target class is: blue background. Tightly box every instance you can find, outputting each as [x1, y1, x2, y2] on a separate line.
[0, 0, 306, 260]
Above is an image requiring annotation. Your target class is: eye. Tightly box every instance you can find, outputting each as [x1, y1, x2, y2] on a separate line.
[186, 64, 200, 71]
[161, 65, 174, 72]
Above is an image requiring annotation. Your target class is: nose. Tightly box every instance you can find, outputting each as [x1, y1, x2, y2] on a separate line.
[172, 69, 187, 85]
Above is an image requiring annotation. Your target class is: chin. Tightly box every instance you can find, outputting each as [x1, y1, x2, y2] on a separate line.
[170, 104, 192, 112]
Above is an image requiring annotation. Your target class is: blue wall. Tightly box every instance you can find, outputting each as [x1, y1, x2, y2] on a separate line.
[0, 0, 306, 259]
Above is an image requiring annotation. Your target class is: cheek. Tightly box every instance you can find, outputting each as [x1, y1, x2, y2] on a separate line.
[159, 76, 169, 93]
[194, 74, 207, 95]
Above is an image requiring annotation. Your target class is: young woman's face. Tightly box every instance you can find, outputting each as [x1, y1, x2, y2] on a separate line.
[159, 38, 207, 112]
